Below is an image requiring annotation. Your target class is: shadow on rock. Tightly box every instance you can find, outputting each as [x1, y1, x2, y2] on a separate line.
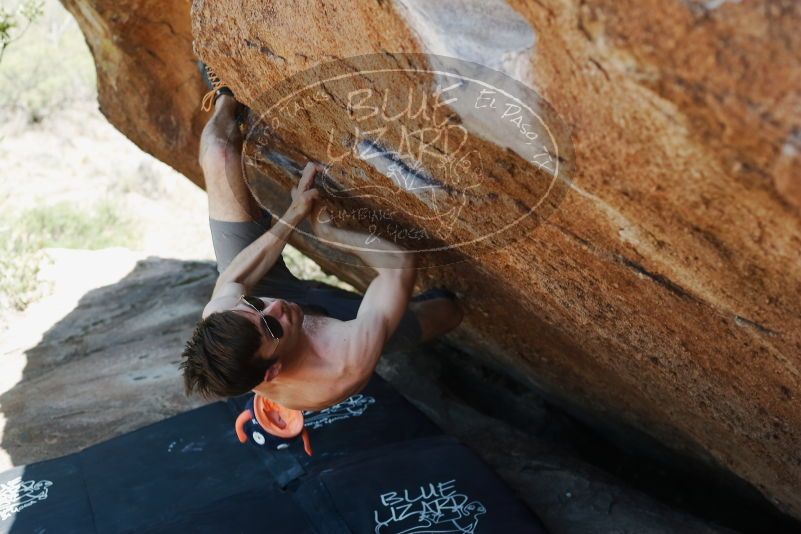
[0, 257, 216, 466]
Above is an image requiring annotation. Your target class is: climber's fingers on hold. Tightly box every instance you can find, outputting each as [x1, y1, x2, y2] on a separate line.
[299, 161, 318, 192]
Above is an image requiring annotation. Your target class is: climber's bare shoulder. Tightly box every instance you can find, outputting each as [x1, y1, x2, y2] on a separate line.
[255, 313, 389, 411]
[333, 312, 392, 394]
[254, 267, 413, 411]
[305, 271, 411, 405]
[305, 270, 414, 406]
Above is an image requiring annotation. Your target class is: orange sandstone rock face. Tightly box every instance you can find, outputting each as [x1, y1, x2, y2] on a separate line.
[60, 0, 207, 188]
[193, 0, 801, 516]
[68, 0, 801, 518]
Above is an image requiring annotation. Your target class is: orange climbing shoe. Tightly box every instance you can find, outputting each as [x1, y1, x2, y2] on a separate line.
[200, 63, 233, 112]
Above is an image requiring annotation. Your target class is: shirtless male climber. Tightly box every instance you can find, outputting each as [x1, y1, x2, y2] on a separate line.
[180, 92, 463, 414]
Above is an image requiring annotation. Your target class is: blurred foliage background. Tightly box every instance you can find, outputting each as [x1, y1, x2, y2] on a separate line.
[0, 0, 349, 325]
[0, 0, 110, 317]
[0, 0, 95, 121]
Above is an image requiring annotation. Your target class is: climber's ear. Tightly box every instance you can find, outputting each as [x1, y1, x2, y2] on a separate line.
[264, 362, 282, 382]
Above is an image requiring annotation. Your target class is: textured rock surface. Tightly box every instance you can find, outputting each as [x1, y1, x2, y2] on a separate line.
[63, 0, 801, 519]
[60, 0, 208, 188]
[0, 256, 212, 466]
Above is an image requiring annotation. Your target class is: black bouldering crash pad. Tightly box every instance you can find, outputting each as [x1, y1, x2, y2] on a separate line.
[0, 375, 544, 533]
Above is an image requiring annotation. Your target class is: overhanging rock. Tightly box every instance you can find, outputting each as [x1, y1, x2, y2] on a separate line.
[63, 0, 801, 519]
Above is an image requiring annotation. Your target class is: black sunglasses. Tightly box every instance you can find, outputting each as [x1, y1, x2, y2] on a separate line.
[240, 295, 284, 340]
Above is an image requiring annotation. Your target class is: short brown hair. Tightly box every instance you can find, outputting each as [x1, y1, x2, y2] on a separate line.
[180, 311, 277, 398]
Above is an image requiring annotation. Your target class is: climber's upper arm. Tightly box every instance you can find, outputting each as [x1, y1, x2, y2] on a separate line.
[352, 267, 416, 349]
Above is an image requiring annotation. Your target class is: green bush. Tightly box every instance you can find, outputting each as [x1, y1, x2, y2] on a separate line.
[0, 0, 96, 120]
[13, 200, 137, 250]
[0, 0, 44, 61]
[0, 199, 139, 312]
